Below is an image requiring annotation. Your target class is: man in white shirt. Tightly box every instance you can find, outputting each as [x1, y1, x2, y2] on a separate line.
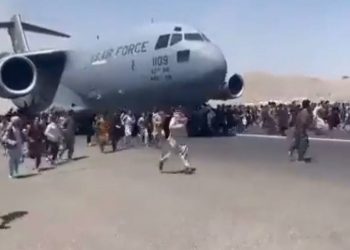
[137, 113, 149, 146]
[158, 109, 194, 174]
[152, 110, 164, 148]
[122, 110, 135, 148]
[313, 103, 327, 135]
[44, 115, 63, 165]
[3, 116, 24, 178]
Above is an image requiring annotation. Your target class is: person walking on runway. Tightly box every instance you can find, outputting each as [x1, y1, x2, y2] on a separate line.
[2, 116, 25, 178]
[59, 110, 76, 160]
[27, 117, 45, 171]
[289, 99, 313, 162]
[44, 115, 63, 165]
[110, 112, 124, 152]
[158, 109, 194, 174]
[152, 109, 163, 148]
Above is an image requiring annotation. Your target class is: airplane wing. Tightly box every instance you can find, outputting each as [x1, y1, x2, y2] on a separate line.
[16, 49, 68, 57]
[0, 14, 87, 113]
[13, 49, 69, 63]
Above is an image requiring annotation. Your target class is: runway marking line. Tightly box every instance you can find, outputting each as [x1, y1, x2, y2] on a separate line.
[238, 133, 350, 143]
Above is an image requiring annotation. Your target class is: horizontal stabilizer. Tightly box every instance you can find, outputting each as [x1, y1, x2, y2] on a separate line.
[0, 22, 11, 28]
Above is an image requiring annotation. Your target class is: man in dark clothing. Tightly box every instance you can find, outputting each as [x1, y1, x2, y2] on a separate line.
[276, 104, 289, 136]
[110, 112, 124, 152]
[62, 110, 76, 160]
[289, 100, 313, 162]
[328, 106, 340, 130]
[217, 105, 226, 135]
[187, 109, 201, 137]
[289, 103, 300, 128]
[226, 106, 234, 135]
[199, 105, 210, 136]
[86, 114, 96, 146]
[146, 113, 154, 144]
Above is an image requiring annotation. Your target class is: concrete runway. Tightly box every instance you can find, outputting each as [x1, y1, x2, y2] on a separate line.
[245, 124, 350, 140]
[1, 136, 350, 250]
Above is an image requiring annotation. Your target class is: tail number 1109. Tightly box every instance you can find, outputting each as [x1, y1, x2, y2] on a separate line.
[152, 55, 168, 66]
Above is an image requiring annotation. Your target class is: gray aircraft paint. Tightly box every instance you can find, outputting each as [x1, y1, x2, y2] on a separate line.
[0, 16, 232, 114]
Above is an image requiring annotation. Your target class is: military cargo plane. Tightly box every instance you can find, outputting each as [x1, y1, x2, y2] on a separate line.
[0, 14, 244, 115]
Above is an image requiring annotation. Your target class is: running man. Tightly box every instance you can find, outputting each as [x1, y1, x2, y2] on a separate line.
[158, 109, 194, 174]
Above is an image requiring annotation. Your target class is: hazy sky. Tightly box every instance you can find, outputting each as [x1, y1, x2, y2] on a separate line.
[0, 0, 349, 78]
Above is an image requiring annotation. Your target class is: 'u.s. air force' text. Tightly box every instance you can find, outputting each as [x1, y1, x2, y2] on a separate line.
[91, 41, 149, 63]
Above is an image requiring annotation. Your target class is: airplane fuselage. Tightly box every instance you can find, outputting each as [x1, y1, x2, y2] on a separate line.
[50, 23, 228, 113]
[0, 19, 236, 115]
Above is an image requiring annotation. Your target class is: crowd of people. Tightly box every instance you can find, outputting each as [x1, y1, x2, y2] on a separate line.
[257, 100, 350, 135]
[189, 100, 349, 161]
[86, 108, 192, 172]
[0, 109, 76, 178]
[0, 107, 193, 179]
[188, 100, 350, 137]
[0, 99, 349, 178]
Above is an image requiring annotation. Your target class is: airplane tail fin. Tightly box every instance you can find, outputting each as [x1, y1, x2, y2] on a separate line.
[0, 14, 70, 53]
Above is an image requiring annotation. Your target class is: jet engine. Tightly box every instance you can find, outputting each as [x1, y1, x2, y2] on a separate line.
[0, 55, 37, 98]
[225, 74, 244, 98]
[216, 73, 244, 100]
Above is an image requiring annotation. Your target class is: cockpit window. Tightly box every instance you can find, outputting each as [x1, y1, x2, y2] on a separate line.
[155, 34, 170, 50]
[177, 50, 190, 63]
[184, 33, 204, 41]
[201, 33, 211, 42]
[170, 33, 182, 46]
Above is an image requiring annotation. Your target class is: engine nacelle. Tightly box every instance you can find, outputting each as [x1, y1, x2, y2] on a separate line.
[0, 55, 37, 99]
[215, 73, 245, 100]
[225, 74, 244, 98]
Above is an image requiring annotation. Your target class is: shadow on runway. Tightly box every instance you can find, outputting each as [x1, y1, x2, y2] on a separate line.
[39, 166, 56, 172]
[16, 173, 40, 179]
[102, 148, 131, 154]
[55, 155, 89, 167]
[161, 168, 196, 175]
[0, 211, 28, 230]
[289, 157, 313, 164]
[73, 156, 89, 161]
[55, 160, 70, 167]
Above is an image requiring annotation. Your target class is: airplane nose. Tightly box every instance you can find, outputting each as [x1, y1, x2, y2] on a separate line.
[198, 44, 227, 82]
